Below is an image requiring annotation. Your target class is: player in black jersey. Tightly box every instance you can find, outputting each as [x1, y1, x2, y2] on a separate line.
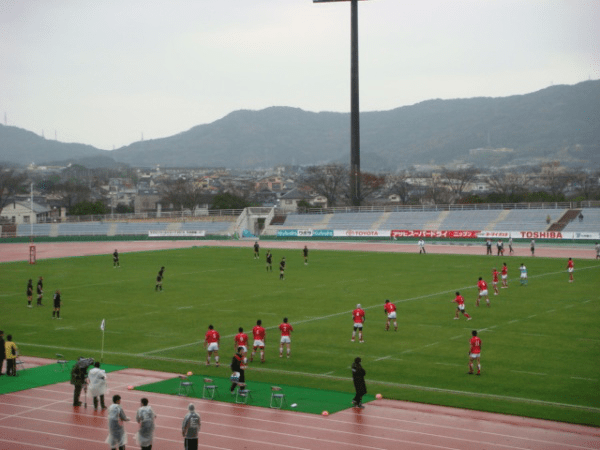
[36, 276, 44, 306]
[279, 257, 286, 280]
[113, 249, 120, 268]
[27, 279, 33, 308]
[265, 251, 273, 272]
[253, 241, 260, 259]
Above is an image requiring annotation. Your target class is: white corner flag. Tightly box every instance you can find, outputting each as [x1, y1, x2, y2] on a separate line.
[100, 319, 106, 331]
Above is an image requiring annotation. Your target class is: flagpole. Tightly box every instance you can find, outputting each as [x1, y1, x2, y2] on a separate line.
[100, 319, 106, 363]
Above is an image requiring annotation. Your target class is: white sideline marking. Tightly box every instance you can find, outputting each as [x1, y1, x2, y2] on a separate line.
[526, 315, 537, 319]
[511, 370, 547, 376]
[571, 377, 598, 382]
[177, 306, 193, 310]
[374, 355, 391, 361]
[16, 341, 600, 413]
[507, 320, 520, 324]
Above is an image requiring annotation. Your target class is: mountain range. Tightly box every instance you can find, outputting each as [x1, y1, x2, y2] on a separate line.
[1, 79, 599, 171]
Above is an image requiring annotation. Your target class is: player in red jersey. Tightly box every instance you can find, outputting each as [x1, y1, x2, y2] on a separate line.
[501, 262, 508, 288]
[491, 268, 499, 296]
[234, 327, 249, 360]
[476, 277, 490, 307]
[279, 317, 294, 358]
[566, 257, 574, 283]
[204, 324, 220, 367]
[251, 319, 266, 363]
[452, 292, 471, 321]
[468, 330, 481, 375]
[351, 304, 366, 343]
[383, 299, 397, 331]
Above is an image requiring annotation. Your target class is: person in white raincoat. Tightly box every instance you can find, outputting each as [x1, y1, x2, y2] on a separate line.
[135, 398, 156, 450]
[87, 361, 107, 410]
[106, 394, 129, 450]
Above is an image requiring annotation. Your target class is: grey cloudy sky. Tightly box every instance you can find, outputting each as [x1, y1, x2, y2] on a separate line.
[1, 0, 599, 150]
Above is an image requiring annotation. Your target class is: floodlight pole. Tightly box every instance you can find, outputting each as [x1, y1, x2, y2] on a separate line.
[349, 0, 361, 206]
[315, 0, 362, 206]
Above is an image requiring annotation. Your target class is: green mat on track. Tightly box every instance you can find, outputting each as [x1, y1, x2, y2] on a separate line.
[134, 374, 374, 415]
[0, 361, 127, 395]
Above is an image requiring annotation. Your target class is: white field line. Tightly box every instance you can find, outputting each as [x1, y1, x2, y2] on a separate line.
[16, 342, 600, 413]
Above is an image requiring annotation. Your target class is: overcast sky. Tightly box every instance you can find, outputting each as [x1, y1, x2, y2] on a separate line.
[1, 0, 599, 150]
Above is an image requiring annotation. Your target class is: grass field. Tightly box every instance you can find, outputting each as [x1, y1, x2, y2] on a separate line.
[1, 245, 599, 426]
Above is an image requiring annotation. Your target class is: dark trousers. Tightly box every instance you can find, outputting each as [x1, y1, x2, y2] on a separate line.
[73, 383, 83, 404]
[93, 395, 106, 409]
[184, 438, 198, 450]
[6, 359, 16, 376]
[0, 357, 5, 375]
[141, 446, 152, 450]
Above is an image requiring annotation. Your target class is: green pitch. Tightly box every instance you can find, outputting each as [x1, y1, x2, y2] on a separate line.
[1, 246, 599, 426]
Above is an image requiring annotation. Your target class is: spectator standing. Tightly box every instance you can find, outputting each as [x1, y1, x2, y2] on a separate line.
[4, 335, 18, 377]
[351, 357, 367, 408]
[106, 394, 129, 450]
[485, 239, 492, 255]
[0, 330, 6, 376]
[230, 347, 246, 394]
[88, 362, 108, 410]
[418, 239, 426, 254]
[182, 403, 201, 450]
[135, 398, 156, 450]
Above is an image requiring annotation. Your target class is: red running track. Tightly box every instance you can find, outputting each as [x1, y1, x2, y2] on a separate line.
[1, 357, 599, 450]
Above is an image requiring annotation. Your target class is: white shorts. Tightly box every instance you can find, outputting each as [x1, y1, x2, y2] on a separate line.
[492, 281, 498, 286]
[353, 323, 363, 329]
[501, 275, 507, 280]
[479, 289, 488, 297]
[387, 312, 397, 319]
[568, 268, 574, 273]
[470, 352, 481, 359]
[521, 273, 527, 279]
[280, 336, 291, 344]
[253, 339, 265, 349]
[457, 304, 465, 311]
[237, 345, 247, 354]
[207, 342, 219, 352]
